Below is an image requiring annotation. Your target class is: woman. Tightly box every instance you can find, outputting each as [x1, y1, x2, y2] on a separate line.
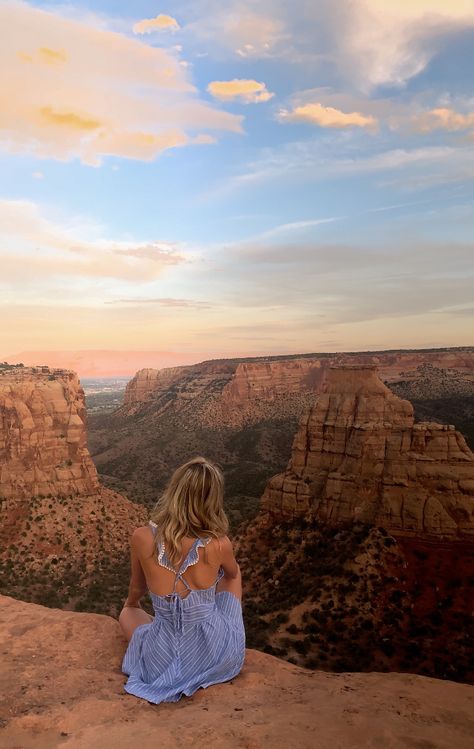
[119, 456, 245, 704]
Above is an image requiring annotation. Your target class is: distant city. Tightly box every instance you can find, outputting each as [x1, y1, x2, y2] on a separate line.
[82, 377, 131, 413]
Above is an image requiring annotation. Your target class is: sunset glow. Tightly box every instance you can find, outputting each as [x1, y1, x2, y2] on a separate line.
[1, 1, 473, 372]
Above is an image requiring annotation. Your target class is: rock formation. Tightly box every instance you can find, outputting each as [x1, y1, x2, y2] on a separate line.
[1, 594, 473, 749]
[261, 366, 474, 537]
[120, 348, 474, 419]
[0, 365, 147, 612]
[222, 358, 328, 403]
[0, 365, 99, 498]
[121, 362, 235, 416]
[90, 348, 474, 531]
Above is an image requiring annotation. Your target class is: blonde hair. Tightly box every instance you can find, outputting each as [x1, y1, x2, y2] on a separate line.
[149, 456, 229, 566]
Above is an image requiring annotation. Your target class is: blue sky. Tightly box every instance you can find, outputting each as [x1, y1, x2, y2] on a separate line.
[1, 0, 473, 363]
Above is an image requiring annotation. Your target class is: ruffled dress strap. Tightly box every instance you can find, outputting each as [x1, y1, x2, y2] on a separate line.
[148, 522, 223, 586]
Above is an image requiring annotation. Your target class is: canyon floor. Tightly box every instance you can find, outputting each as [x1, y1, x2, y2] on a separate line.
[1, 594, 473, 749]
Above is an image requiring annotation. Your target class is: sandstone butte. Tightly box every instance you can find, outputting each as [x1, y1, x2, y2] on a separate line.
[120, 348, 474, 415]
[261, 365, 474, 537]
[1, 594, 473, 749]
[0, 366, 147, 571]
[0, 366, 100, 499]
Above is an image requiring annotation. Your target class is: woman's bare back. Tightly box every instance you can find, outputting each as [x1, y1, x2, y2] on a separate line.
[136, 525, 227, 598]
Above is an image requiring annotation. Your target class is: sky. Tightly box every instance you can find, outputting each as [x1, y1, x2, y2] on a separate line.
[1, 0, 473, 370]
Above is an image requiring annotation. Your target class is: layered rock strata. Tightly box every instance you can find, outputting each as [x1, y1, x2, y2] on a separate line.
[261, 366, 474, 537]
[1, 594, 473, 749]
[121, 362, 235, 416]
[0, 365, 147, 610]
[121, 348, 474, 417]
[0, 366, 99, 499]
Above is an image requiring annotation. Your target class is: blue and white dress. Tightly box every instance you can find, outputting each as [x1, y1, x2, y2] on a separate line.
[122, 521, 245, 704]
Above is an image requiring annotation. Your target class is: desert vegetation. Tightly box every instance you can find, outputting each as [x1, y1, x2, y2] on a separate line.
[238, 518, 474, 684]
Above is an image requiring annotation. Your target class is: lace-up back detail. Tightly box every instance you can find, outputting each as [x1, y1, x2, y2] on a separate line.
[149, 520, 224, 596]
[122, 520, 245, 704]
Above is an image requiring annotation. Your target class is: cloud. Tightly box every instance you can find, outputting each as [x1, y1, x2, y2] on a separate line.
[177, 0, 474, 90]
[183, 3, 285, 58]
[0, 199, 186, 284]
[133, 15, 180, 34]
[222, 237, 474, 327]
[39, 106, 102, 132]
[105, 297, 211, 308]
[413, 107, 474, 133]
[0, 1, 242, 165]
[224, 133, 474, 194]
[278, 102, 377, 130]
[251, 218, 340, 240]
[207, 79, 274, 103]
[17, 46, 68, 65]
[334, 1, 474, 90]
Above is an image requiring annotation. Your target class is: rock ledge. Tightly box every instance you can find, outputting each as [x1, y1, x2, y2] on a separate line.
[1, 594, 473, 749]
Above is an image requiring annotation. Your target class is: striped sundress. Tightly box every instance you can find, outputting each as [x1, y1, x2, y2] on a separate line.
[121, 521, 245, 704]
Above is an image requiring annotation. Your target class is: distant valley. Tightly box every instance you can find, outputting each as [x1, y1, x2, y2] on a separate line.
[82, 377, 130, 414]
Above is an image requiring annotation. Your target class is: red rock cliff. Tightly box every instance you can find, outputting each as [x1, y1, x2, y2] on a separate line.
[121, 349, 474, 416]
[120, 362, 236, 416]
[261, 366, 474, 537]
[122, 366, 185, 413]
[0, 366, 99, 499]
[0, 365, 147, 609]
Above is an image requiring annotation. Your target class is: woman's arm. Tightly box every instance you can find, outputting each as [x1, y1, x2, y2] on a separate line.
[123, 528, 148, 608]
[219, 536, 240, 579]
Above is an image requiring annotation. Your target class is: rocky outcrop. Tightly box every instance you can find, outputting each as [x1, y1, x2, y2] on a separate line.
[222, 358, 328, 403]
[1, 594, 473, 749]
[262, 366, 474, 537]
[0, 366, 99, 499]
[122, 366, 184, 412]
[121, 362, 235, 416]
[0, 365, 147, 612]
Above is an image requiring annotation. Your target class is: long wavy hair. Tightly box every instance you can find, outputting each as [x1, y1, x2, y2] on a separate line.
[149, 456, 229, 566]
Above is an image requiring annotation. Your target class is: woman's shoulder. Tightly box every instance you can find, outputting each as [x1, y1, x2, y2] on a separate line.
[130, 524, 155, 546]
[206, 534, 233, 554]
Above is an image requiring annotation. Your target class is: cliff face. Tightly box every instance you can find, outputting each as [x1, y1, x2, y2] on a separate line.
[0, 366, 99, 499]
[121, 362, 235, 416]
[121, 366, 186, 413]
[2, 594, 473, 749]
[261, 366, 474, 537]
[120, 348, 474, 419]
[90, 348, 474, 526]
[222, 359, 327, 402]
[0, 365, 147, 613]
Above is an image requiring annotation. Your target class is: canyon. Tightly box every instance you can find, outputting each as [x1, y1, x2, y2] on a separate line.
[2, 353, 474, 685]
[89, 347, 474, 528]
[120, 348, 474, 422]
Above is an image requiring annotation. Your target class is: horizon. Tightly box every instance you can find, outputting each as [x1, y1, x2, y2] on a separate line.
[3, 343, 473, 378]
[1, 1, 474, 357]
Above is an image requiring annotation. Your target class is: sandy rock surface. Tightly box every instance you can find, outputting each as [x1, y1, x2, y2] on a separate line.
[1, 594, 473, 749]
